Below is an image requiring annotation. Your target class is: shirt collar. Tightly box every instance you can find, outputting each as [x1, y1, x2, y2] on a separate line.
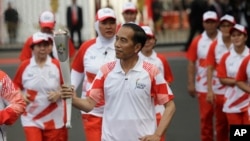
[114, 57, 143, 73]
[30, 56, 52, 67]
[231, 46, 249, 57]
[217, 35, 233, 50]
[202, 30, 221, 41]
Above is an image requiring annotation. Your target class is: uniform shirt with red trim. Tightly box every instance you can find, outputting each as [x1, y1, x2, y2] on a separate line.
[236, 55, 250, 115]
[186, 31, 220, 93]
[71, 37, 116, 116]
[0, 70, 26, 140]
[13, 56, 65, 129]
[206, 35, 232, 94]
[87, 58, 174, 141]
[0, 70, 26, 125]
[19, 35, 75, 61]
[139, 50, 174, 115]
[217, 47, 249, 113]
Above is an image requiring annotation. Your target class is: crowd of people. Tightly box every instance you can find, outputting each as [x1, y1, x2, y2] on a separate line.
[186, 10, 250, 141]
[1, 1, 176, 141]
[2, 0, 250, 141]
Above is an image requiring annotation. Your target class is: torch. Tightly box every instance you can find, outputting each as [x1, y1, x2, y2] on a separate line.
[54, 29, 72, 128]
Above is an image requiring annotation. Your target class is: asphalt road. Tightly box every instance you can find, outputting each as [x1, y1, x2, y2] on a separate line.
[0, 47, 201, 141]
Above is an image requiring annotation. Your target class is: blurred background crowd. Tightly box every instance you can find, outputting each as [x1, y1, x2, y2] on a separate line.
[0, 0, 249, 49]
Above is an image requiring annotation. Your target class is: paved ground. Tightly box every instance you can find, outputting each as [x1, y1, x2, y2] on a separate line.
[0, 44, 202, 141]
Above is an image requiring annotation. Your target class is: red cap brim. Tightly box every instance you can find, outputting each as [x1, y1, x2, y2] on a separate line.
[40, 22, 55, 29]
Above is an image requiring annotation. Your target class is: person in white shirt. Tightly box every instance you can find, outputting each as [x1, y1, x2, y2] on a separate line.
[61, 23, 176, 141]
[139, 26, 174, 141]
[186, 11, 220, 141]
[70, 7, 117, 141]
[217, 24, 250, 126]
[13, 32, 67, 141]
[206, 14, 235, 141]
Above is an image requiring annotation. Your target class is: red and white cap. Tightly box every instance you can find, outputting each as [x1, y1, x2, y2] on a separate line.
[39, 11, 55, 29]
[122, 2, 137, 13]
[220, 14, 235, 24]
[203, 11, 218, 21]
[96, 8, 116, 22]
[141, 26, 154, 37]
[230, 24, 247, 35]
[32, 32, 53, 45]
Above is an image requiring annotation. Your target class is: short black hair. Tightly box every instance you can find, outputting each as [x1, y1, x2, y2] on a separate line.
[122, 23, 147, 48]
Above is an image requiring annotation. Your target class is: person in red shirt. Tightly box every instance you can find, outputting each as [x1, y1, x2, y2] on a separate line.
[19, 10, 76, 62]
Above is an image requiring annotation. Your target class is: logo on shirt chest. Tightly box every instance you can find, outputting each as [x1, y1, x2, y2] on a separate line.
[90, 55, 96, 60]
[135, 78, 146, 89]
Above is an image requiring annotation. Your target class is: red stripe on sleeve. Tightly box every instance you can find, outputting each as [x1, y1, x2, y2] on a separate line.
[206, 40, 218, 67]
[217, 52, 230, 78]
[13, 59, 31, 90]
[186, 35, 202, 61]
[236, 55, 250, 81]
[71, 39, 96, 72]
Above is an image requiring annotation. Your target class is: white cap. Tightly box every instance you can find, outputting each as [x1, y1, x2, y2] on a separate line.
[96, 8, 116, 22]
[39, 11, 55, 29]
[203, 11, 218, 21]
[220, 14, 235, 24]
[122, 2, 137, 13]
[230, 24, 247, 35]
[32, 32, 53, 45]
[141, 26, 154, 37]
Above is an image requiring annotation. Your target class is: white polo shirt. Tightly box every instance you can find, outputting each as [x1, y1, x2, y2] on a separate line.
[13, 56, 65, 129]
[206, 35, 232, 94]
[217, 47, 249, 113]
[88, 58, 174, 141]
[71, 37, 116, 116]
[187, 31, 221, 93]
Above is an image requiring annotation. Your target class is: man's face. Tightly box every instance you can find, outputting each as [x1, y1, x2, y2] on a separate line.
[122, 11, 137, 23]
[203, 20, 218, 34]
[219, 21, 234, 37]
[115, 27, 140, 60]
